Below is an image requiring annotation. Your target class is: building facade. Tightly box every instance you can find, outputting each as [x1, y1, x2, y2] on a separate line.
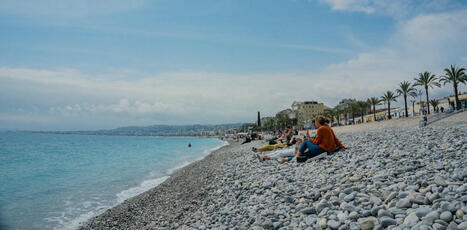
[291, 101, 324, 128]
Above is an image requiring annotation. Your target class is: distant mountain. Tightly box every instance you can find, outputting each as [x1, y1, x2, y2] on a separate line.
[38, 123, 253, 136]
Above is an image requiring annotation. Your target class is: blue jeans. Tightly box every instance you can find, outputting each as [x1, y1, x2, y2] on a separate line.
[298, 140, 325, 158]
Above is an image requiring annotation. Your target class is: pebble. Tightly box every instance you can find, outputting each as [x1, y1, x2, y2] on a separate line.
[318, 218, 327, 229]
[380, 217, 397, 228]
[359, 217, 378, 230]
[396, 198, 412, 209]
[327, 219, 340, 230]
[441, 211, 453, 222]
[416, 207, 432, 218]
[78, 119, 467, 230]
[404, 212, 419, 226]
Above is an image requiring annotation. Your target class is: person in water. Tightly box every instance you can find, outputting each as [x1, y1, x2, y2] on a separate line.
[188, 143, 192, 147]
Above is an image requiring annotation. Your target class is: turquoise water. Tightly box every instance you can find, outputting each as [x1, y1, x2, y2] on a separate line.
[0, 132, 226, 230]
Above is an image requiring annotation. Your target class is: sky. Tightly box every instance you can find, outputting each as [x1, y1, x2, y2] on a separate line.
[1, 0, 467, 131]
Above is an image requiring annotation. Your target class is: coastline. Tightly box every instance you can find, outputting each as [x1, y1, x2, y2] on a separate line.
[79, 140, 236, 229]
[80, 112, 467, 229]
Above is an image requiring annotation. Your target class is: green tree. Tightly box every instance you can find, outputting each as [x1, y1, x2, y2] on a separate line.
[429, 99, 440, 113]
[368, 97, 381, 121]
[381, 91, 398, 119]
[262, 119, 274, 131]
[350, 103, 359, 124]
[343, 107, 350, 125]
[440, 65, 467, 109]
[357, 101, 368, 123]
[334, 108, 342, 125]
[414, 72, 440, 114]
[275, 113, 291, 130]
[396, 81, 417, 117]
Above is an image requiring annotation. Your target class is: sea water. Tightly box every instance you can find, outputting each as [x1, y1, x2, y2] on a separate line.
[0, 131, 226, 230]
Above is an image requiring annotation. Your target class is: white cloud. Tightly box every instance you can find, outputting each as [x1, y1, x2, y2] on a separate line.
[1, 8, 467, 130]
[320, 0, 375, 14]
[318, 0, 462, 19]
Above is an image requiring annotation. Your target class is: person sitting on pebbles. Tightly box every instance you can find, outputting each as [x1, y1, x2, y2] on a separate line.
[255, 138, 303, 162]
[252, 136, 297, 153]
[281, 116, 349, 163]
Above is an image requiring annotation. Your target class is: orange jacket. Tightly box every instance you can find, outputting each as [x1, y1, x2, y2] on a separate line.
[309, 125, 345, 152]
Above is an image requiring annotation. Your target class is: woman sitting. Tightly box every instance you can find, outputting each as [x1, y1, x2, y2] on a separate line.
[285, 116, 348, 162]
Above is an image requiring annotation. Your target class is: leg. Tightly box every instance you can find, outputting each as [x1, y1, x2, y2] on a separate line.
[258, 145, 275, 152]
[297, 140, 315, 157]
[301, 143, 325, 159]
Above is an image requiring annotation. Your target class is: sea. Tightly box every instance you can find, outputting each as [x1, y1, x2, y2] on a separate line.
[0, 131, 227, 230]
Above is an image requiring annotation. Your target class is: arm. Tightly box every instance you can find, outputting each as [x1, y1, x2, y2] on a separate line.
[309, 128, 321, 145]
[334, 135, 346, 149]
[332, 129, 347, 149]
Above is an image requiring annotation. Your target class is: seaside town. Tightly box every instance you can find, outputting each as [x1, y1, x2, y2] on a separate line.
[81, 68, 467, 230]
[2, 1, 467, 230]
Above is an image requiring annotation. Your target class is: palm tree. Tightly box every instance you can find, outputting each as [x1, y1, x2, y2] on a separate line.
[357, 101, 368, 123]
[381, 91, 398, 119]
[430, 99, 440, 113]
[439, 65, 467, 109]
[343, 107, 350, 125]
[350, 103, 359, 124]
[396, 81, 417, 118]
[368, 97, 381, 121]
[334, 108, 342, 125]
[414, 72, 440, 114]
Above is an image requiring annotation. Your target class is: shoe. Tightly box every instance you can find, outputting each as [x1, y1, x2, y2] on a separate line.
[276, 157, 286, 163]
[255, 153, 264, 162]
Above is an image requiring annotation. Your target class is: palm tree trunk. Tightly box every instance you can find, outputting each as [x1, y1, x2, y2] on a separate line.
[412, 101, 415, 116]
[361, 109, 364, 123]
[454, 83, 459, 109]
[404, 95, 408, 117]
[425, 86, 430, 115]
[387, 102, 391, 119]
[373, 105, 376, 121]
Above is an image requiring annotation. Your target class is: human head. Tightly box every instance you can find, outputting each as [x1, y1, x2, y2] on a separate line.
[314, 116, 330, 127]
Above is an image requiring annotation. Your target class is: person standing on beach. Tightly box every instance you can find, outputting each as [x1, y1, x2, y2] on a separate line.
[295, 116, 348, 161]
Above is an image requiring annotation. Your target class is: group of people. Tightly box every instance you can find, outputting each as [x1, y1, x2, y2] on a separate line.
[253, 116, 348, 163]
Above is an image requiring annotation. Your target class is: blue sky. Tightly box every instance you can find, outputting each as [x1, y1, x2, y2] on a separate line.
[1, 0, 467, 130]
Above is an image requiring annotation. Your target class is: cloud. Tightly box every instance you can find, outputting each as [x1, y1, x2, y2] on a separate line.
[318, 0, 463, 19]
[320, 0, 375, 14]
[1, 8, 467, 130]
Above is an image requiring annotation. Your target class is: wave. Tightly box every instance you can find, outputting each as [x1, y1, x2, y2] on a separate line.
[47, 139, 229, 230]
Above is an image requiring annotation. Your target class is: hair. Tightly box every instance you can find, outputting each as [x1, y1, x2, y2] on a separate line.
[314, 115, 330, 125]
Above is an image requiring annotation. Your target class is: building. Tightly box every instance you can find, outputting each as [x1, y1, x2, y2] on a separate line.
[437, 93, 467, 111]
[364, 107, 404, 121]
[291, 101, 325, 128]
[276, 108, 297, 119]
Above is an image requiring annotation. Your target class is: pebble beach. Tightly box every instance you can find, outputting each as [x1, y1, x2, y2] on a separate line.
[80, 112, 467, 230]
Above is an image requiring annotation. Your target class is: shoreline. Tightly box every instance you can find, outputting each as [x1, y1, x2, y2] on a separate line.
[79, 140, 236, 229]
[80, 112, 467, 229]
[50, 137, 229, 230]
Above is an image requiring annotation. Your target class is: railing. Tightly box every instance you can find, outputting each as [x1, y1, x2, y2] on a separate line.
[423, 107, 467, 126]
